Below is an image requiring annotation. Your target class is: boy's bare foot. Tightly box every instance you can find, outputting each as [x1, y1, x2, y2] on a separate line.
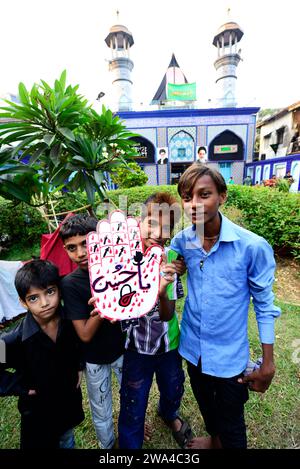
[187, 436, 213, 449]
[112, 439, 119, 449]
[144, 422, 152, 441]
[186, 435, 222, 449]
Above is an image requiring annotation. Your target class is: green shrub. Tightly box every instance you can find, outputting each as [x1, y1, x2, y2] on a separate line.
[0, 198, 47, 246]
[110, 161, 148, 188]
[0, 191, 90, 250]
[1, 185, 299, 259]
[226, 185, 300, 258]
[275, 178, 290, 192]
[53, 191, 93, 215]
[106, 184, 300, 258]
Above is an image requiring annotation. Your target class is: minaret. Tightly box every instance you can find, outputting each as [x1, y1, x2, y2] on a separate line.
[105, 12, 134, 111]
[213, 11, 243, 107]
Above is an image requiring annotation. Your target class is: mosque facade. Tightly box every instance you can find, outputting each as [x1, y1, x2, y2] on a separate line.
[104, 16, 298, 189]
[117, 106, 257, 185]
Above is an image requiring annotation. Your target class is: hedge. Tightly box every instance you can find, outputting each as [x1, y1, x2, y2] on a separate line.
[0, 192, 88, 246]
[226, 185, 300, 258]
[0, 185, 299, 258]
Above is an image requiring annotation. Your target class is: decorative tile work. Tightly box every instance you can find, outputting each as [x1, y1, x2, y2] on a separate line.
[247, 124, 255, 161]
[169, 130, 195, 162]
[131, 127, 157, 146]
[231, 162, 244, 184]
[158, 163, 168, 185]
[157, 127, 167, 147]
[120, 113, 260, 186]
[168, 126, 196, 142]
[124, 114, 255, 128]
[207, 125, 247, 145]
[197, 126, 207, 146]
[143, 165, 158, 185]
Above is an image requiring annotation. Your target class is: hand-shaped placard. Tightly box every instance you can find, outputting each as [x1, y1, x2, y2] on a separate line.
[87, 211, 164, 321]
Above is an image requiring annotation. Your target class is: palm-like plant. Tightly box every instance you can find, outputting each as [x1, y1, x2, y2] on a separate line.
[0, 71, 138, 224]
[50, 106, 139, 205]
[0, 71, 89, 159]
[0, 146, 36, 203]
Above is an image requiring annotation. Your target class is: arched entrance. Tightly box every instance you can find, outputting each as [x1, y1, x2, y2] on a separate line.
[129, 136, 155, 164]
[208, 130, 244, 161]
[169, 131, 195, 184]
[209, 130, 244, 182]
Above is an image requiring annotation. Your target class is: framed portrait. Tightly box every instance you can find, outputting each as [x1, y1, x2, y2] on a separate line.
[157, 147, 169, 165]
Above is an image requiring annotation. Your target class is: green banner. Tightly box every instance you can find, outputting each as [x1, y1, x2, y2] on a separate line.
[167, 82, 196, 101]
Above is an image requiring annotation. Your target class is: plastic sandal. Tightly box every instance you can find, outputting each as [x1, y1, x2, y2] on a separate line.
[171, 417, 194, 449]
[158, 412, 194, 449]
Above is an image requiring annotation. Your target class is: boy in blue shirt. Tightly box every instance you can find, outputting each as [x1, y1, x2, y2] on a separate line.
[171, 164, 281, 449]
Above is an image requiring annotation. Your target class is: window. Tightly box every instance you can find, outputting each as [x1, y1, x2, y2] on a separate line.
[264, 133, 271, 149]
[263, 164, 270, 180]
[273, 163, 286, 178]
[276, 127, 285, 145]
[177, 148, 186, 159]
[247, 167, 254, 178]
[255, 166, 262, 183]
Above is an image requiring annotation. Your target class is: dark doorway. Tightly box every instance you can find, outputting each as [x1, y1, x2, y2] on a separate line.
[129, 136, 155, 164]
[170, 163, 192, 185]
[209, 130, 244, 161]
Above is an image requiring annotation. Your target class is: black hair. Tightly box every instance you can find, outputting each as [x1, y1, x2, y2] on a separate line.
[15, 260, 60, 301]
[197, 146, 207, 154]
[59, 213, 98, 241]
[178, 163, 227, 197]
[159, 148, 166, 155]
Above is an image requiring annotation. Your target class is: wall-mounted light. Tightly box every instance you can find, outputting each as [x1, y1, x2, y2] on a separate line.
[96, 92, 105, 101]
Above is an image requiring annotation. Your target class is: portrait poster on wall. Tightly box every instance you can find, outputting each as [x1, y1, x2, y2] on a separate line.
[157, 147, 169, 164]
[197, 145, 208, 163]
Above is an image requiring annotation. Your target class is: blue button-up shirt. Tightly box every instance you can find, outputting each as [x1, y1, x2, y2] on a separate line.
[170, 213, 281, 378]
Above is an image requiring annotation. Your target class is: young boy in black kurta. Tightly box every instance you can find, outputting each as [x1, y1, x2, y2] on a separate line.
[60, 214, 125, 449]
[0, 260, 84, 449]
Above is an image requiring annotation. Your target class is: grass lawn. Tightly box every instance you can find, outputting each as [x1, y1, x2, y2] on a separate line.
[0, 280, 299, 449]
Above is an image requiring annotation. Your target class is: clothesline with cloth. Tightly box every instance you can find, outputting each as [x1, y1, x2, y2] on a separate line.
[0, 260, 26, 324]
[0, 211, 85, 325]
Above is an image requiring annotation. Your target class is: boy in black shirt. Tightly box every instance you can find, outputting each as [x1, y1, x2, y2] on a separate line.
[0, 260, 84, 449]
[60, 214, 125, 449]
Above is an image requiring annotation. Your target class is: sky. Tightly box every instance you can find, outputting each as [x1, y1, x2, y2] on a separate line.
[0, 0, 299, 111]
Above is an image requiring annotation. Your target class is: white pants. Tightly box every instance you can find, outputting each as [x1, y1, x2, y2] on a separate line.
[85, 355, 123, 449]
